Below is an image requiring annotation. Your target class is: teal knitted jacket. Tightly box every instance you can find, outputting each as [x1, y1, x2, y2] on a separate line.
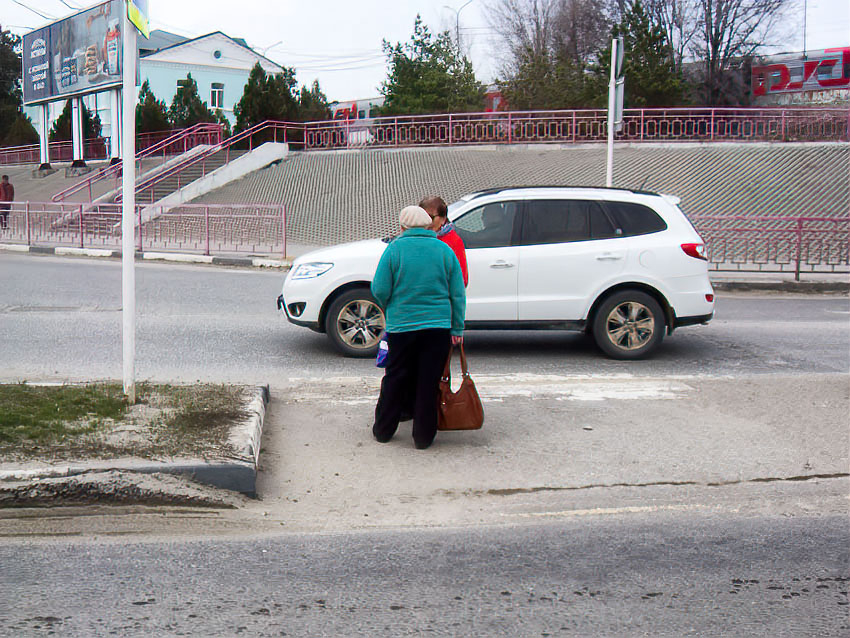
[371, 228, 466, 336]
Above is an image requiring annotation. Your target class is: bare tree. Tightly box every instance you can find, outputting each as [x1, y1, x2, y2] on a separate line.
[693, 0, 790, 104]
[552, 0, 612, 67]
[641, 0, 702, 70]
[486, 0, 560, 76]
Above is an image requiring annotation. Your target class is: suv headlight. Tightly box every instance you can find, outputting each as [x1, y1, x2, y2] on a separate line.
[291, 262, 334, 280]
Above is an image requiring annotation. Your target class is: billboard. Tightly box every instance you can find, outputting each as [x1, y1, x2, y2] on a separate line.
[752, 47, 850, 96]
[22, 0, 124, 105]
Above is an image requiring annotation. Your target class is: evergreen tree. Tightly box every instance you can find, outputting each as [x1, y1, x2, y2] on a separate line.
[379, 16, 485, 115]
[4, 113, 38, 146]
[213, 109, 232, 137]
[297, 80, 331, 121]
[233, 62, 299, 134]
[593, 1, 688, 107]
[168, 73, 216, 128]
[0, 26, 23, 143]
[49, 99, 103, 141]
[136, 80, 171, 133]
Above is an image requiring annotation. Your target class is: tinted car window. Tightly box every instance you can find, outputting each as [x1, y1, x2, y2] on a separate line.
[604, 201, 667, 236]
[454, 201, 518, 248]
[523, 200, 615, 245]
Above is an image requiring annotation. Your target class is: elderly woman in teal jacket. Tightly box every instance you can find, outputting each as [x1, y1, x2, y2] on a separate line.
[371, 205, 467, 450]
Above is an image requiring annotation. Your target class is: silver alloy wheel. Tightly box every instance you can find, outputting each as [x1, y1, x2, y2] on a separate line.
[605, 301, 656, 351]
[336, 299, 385, 350]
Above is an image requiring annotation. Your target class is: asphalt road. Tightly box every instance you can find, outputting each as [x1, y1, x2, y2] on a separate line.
[1, 253, 848, 637]
[2, 505, 848, 637]
[0, 253, 847, 382]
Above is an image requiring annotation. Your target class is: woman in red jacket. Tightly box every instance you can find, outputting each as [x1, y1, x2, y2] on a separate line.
[419, 196, 468, 288]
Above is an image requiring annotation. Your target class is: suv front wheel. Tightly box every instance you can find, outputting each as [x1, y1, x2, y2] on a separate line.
[325, 288, 386, 357]
[592, 290, 665, 360]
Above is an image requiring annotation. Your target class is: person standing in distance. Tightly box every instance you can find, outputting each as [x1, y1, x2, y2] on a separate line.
[0, 175, 14, 230]
[371, 205, 466, 450]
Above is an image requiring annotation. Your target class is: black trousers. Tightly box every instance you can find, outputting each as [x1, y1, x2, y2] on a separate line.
[373, 328, 451, 449]
[0, 205, 8, 229]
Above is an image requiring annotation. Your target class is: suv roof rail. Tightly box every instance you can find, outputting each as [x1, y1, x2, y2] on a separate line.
[466, 185, 661, 200]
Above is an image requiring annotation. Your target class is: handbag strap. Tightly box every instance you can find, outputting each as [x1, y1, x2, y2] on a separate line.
[441, 343, 471, 383]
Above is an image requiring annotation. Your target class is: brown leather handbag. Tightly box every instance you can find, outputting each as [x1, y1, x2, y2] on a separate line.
[437, 344, 484, 431]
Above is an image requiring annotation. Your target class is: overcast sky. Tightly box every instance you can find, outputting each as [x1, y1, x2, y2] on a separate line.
[4, 0, 849, 102]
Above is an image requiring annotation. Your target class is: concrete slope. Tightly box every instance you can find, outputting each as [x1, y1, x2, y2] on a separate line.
[193, 142, 850, 247]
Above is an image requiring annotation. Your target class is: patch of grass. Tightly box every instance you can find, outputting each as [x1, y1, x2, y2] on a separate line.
[0, 382, 251, 461]
[0, 383, 127, 446]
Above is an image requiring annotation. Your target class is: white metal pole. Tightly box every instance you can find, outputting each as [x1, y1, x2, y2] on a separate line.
[71, 97, 83, 164]
[110, 89, 122, 161]
[122, 8, 137, 403]
[606, 38, 617, 188]
[39, 103, 50, 169]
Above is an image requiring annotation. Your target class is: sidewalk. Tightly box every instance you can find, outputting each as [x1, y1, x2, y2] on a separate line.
[1, 242, 848, 293]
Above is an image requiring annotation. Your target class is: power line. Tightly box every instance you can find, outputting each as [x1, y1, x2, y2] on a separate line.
[11, 0, 55, 20]
[55, 0, 82, 10]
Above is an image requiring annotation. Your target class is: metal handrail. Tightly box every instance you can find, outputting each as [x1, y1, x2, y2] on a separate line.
[117, 120, 303, 203]
[51, 123, 223, 203]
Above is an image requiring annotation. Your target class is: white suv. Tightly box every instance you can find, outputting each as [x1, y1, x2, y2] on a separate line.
[277, 187, 715, 359]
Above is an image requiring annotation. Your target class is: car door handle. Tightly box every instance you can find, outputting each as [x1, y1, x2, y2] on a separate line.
[489, 261, 515, 269]
[596, 253, 623, 261]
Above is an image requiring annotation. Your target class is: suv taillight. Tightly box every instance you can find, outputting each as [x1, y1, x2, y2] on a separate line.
[681, 243, 707, 261]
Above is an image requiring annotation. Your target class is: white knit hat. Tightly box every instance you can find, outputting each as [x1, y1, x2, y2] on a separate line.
[399, 205, 432, 229]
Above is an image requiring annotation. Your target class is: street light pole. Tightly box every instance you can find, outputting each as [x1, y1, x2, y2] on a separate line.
[444, 0, 474, 53]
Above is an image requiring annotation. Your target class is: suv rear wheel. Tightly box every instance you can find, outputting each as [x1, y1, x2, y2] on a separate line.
[326, 288, 385, 357]
[592, 290, 665, 359]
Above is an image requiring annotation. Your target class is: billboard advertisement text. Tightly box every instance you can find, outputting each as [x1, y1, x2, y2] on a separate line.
[23, 0, 124, 105]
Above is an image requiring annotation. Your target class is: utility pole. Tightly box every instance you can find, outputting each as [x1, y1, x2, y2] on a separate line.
[444, 0, 474, 53]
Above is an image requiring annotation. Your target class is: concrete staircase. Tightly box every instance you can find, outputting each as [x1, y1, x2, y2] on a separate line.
[135, 149, 248, 204]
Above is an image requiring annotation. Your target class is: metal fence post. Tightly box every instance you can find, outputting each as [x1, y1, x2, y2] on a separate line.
[448, 114, 453, 146]
[640, 109, 645, 141]
[282, 204, 287, 259]
[572, 110, 577, 143]
[25, 202, 30, 246]
[710, 108, 715, 140]
[795, 218, 803, 281]
[205, 206, 210, 256]
[137, 205, 143, 252]
[508, 113, 512, 144]
[78, 204, 84, 248]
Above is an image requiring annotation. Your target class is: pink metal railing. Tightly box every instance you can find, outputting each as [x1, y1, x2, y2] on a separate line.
[3, 107, 846, 168]
[690, 215, 850, 279]
[0, 129, 203, 166]
[51, 123, 223, 203]
[304, 107, 849, 150]
[2, 203, 846, 274]
[0, 201, 286, 257]
[117, 120, 303, 204]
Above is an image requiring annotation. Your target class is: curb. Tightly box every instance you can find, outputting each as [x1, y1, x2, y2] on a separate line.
[710, 280, 850, 293]
[0, 243, 291, 269]
[0, 385, 270, 497]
